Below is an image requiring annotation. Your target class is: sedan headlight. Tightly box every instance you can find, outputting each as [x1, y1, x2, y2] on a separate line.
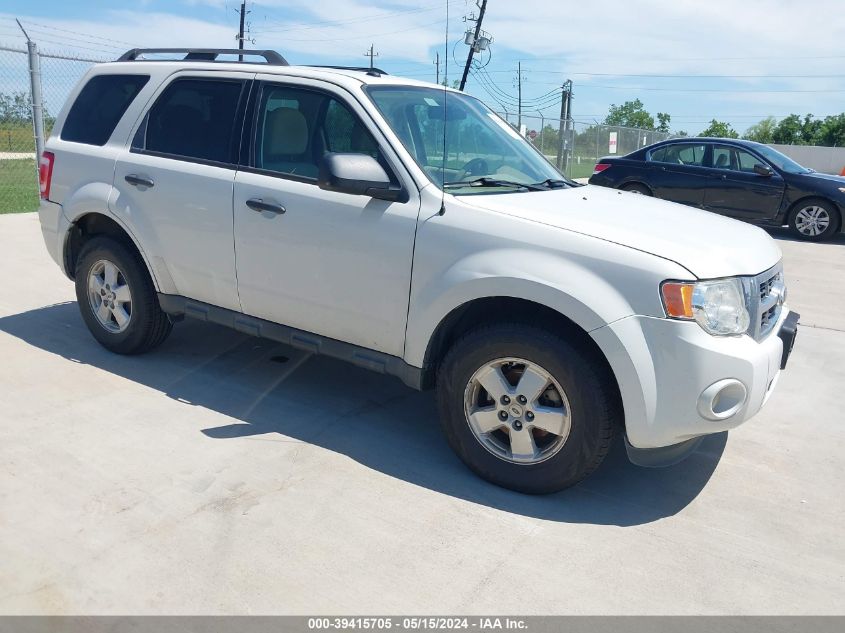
[662, 278, 751, 336]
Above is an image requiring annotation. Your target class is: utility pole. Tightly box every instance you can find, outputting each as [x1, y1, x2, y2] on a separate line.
[459, 0, 488, 91]
[364, 44, 379, 70]
[515, 61, 525, 133]
[434, 52, 440, 85]
[537, 110, 545, 156]
[237, 1, 247, 62]
[556, 79, 573, 172]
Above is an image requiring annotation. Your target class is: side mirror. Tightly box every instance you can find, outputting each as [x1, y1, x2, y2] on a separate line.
[318, 153, 399, 201]
[753, 163, 774, 177]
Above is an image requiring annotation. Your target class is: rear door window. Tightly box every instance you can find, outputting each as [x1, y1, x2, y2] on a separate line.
[61, 74, 149, 146]
[658, 143, 706, 166]
[134, 78, 246, 165]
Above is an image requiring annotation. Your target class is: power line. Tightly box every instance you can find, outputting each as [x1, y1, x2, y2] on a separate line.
[578, 85, 845, 93]
[521, 53, 845, 62]
[4, 17, 139, 46]
[472, 66, 560, 107]
[19, 27, 127, 51]
[254, 0, 463, 33]
[476, 69, 845, 79]
[265, 18, 447, 43]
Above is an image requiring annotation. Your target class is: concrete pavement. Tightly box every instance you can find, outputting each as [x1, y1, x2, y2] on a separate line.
[0, 212, 843, 614]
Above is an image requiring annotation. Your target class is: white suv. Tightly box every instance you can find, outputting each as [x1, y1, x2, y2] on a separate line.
[37, 48, 799, 493]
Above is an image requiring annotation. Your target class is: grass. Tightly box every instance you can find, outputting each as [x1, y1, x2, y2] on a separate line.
[0, 126, 35, 153]
[566, 162, 598, 180]
[0, 159, 39, 214]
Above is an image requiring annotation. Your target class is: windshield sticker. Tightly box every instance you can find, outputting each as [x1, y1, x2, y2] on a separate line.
[487, 112, 522, 140]
[424, 97, 440, 107]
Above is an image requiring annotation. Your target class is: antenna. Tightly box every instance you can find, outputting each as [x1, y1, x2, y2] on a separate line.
[439, 0, 449, 216]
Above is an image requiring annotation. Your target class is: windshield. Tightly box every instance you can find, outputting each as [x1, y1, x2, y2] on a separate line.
[365, 85, 564, 193]
[751, 144, 811, 175]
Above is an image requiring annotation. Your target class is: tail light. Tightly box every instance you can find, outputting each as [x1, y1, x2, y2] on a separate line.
[592, 162, 611, 175]
[39, 151, 55, 200]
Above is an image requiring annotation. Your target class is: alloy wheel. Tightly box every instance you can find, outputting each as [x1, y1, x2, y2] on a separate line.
[87, 259, 132, 333]
[794, 205, 831, 237]
[463, 357, 572, 464]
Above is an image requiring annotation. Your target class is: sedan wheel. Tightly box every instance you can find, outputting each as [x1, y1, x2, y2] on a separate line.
[789, 200, 839, 241]
[794, 205, 830, 237]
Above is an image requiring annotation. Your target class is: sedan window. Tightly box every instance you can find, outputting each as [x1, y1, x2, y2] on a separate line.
[649, 143, 706, 166]
[712, 145, 770, 173]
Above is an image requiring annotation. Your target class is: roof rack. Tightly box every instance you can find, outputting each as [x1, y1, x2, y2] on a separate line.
[307, 65, 388, 76]
[116, 48, 288, 65]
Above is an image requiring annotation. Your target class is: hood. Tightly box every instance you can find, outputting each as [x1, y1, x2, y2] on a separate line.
[459, 185, 782, 279]
[799, 171, 845, 187]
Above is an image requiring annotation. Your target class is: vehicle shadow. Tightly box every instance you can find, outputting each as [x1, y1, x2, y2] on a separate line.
[765, 226, 845, 245]
[0, 301, 727, 527]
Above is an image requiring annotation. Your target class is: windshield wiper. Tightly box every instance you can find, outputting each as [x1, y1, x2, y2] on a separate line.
[532, 178, 572, 189]
[442, 177, 546, 191]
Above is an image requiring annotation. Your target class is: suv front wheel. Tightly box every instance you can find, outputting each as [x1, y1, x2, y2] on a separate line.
[75, 236, 172, 354]
[436, 324, 618, 494]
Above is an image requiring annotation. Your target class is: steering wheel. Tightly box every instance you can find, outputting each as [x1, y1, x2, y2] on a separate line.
[460, 157, 489, 180]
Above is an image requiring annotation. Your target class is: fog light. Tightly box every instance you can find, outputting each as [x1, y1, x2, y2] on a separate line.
[697, 379, 747, 421]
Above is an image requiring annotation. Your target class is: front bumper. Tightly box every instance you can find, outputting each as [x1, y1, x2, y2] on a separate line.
[591, 308, 797, 452]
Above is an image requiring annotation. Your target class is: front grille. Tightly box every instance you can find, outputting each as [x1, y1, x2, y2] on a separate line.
[749, 265, 784, 341]
[759, 277, 776, 302]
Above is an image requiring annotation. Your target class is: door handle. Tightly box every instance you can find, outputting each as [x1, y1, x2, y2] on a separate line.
[125, 174, 154, 188]
[246, 198, 286, 215]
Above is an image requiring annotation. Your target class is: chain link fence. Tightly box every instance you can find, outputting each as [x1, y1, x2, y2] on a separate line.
[498, 112, 673, 180]
[0, 43, 103, 214]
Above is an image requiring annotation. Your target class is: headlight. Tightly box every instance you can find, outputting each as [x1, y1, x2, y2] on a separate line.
[662, 278, 751, 336]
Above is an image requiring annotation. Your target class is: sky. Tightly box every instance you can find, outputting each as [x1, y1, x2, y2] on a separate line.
[2, 0, 845, 135]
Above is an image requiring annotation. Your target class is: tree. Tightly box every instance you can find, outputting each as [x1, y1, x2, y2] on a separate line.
[0, 91, 31, 125]
[604, 99, 655, 130]
[799, 114, 822, 144]
[698, 119, 739, 138]
[743, 116, 777, 144]
[815, 113, 845, 147]
[536, 124, 560, 156]
[656, 112, 671, 133]
[772, 114, 802, 144]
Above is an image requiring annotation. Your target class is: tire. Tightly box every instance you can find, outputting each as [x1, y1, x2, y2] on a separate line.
[75, 236, 172, 354]
[436, 324, 618, 494]
[621, 182, 651, 196]
[788, 198, 841, 241]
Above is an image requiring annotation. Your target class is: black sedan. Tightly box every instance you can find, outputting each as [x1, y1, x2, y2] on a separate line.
[588, 137, 845, 241]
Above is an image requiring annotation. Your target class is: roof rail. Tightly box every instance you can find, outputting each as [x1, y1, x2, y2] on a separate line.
[307, 65, 388, 76]
[116, 48, 288, 65]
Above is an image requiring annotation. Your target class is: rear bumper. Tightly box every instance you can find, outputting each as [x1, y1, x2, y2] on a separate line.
[591, 308, 794, 452]
[38, 199, 70, 276]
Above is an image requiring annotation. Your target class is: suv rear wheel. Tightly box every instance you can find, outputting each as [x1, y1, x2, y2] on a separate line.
[75, 236, 172, 354]
[436, 324, 617, 494]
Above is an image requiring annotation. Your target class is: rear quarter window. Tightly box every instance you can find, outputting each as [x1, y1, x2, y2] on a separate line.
[61, 74, 149, 146]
